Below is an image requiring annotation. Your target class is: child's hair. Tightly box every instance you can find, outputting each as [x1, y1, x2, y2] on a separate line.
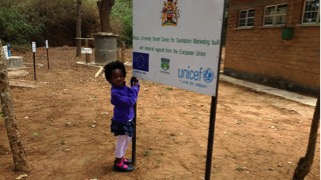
[104, 60, 127, 83]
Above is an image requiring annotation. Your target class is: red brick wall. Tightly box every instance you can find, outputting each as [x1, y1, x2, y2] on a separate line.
[224, 0, 320, 94]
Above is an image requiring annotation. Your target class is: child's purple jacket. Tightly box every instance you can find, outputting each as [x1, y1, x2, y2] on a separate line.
[110, 83, 139, 123]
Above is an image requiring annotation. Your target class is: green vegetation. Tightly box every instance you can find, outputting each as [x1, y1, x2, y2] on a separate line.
[143, 149, 151, 157]
[0, 2, 45, 45]
[0, 0, 133, 48]
[111, 0, 133, 46]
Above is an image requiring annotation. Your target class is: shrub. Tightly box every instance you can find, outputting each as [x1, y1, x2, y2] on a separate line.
[111, 0, 133, 46]
[0, 2, 45, 46]
[0, 0, 133, 47]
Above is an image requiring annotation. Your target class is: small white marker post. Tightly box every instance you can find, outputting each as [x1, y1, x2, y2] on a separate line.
[2, 45, 8, 60]
[45, 40, 50, 69]
[32, 42, 36, 80]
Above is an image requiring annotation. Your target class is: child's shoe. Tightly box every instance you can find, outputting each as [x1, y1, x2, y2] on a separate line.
[113, 158, 132, 165]
[122, 158, 132, 165]
[113, 162, 134, 172]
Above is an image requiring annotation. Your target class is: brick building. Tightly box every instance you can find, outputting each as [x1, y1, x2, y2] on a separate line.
[224, 0, 320, 96]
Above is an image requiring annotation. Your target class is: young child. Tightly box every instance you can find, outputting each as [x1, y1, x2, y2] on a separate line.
[104, 60, 140, 172]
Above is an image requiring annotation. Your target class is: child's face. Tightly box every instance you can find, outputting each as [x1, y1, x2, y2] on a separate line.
[110, 69, 125, 86]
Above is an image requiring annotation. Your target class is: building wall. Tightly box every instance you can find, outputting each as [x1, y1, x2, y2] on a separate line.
[224, 0, 320, 95]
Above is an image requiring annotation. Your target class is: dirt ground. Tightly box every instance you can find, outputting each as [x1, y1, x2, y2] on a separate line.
[0, 47, 319, 180]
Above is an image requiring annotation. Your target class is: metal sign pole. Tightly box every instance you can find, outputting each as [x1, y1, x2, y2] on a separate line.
[205, 96, 218, 180]
[46, 49, 49, 69]
[204, 1, 227, 179]
[32, 42, 37, 81]
[132, 103, 137, 165]
[33, 52, 36, 80]
[45, 40, 50, 69]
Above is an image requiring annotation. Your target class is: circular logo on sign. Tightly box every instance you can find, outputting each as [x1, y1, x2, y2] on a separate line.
[203, 68, 214, 83]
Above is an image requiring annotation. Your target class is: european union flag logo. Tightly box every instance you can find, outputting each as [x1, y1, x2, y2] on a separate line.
[133, 52, 149, 72]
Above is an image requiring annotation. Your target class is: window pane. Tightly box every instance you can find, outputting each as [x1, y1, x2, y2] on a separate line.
[239, 19, 246, 26]
[305, 0, 320, 11]
[240, 11, 247, 18]
[276, 15, 286, 24]
[238, 9, 255, 27]
[303, 12, 317, 22]
[305, 0, 319, 11]
[306, 1, 312, 11]
[303, 13, 310, 22]
[265, 7, 275, 15]
[247, 18, 254, 26]
[302, 0, 320, 24]
[264, 17, 273, 25]
[248, 9, 255, 17]
[277, 4, 288, 14]
[311, 2, 319, 11]
[310, 12, 318, 21]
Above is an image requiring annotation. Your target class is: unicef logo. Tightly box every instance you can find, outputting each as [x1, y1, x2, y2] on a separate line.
[178, 66, 214, 84]
[203, 68, 214, 83]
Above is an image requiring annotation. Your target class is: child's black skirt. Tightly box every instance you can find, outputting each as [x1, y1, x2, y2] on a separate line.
[110, 119, 135, 137]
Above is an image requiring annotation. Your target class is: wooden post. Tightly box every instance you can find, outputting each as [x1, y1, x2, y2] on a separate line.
[76, 0, 82, 57]
[0, 41, 31, 172]
[85, 39, 90, 64]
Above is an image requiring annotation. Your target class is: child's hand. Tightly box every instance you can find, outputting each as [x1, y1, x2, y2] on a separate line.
[130, 77, 139, 86]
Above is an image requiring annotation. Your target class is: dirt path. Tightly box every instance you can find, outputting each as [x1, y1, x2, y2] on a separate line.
[0, 47, 319, 180]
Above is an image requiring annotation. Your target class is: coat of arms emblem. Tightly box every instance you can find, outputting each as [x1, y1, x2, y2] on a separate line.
[161, 0, 180, 26]
[161, 58, 170, 71]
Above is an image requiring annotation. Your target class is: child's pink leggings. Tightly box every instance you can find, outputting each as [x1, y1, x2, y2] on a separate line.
[115, 135, 132, 158]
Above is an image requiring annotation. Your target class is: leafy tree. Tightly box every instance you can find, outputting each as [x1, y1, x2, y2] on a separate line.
[0, 0, 133, 46]
[0, 4, 45, 45]
[111, 0, 132, 45]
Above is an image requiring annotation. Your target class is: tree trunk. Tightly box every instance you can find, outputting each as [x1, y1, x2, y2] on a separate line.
[97, 0, 115, 32]
[0, 41, 30, 172]
[76, 0, 82, 57]
[293, 96, 320, 180]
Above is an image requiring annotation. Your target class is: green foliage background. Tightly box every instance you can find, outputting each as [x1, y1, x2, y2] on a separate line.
[111, 0, 133, 46]
[0, 0, 133, 48]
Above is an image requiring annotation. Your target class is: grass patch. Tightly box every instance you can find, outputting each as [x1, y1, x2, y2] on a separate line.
[143, 149, 151, 157]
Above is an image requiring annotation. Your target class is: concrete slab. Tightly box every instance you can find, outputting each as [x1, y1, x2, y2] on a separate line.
[7, 56, 23, 68]
[220, 74, 317, 107]
[9, 80, 37, 88]
[76, 61, 102, 67]
[8, 70, 29, 77]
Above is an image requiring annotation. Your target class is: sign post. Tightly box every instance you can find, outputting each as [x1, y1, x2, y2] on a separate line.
[81, 47, 92, 64]
[2, 45, 8, 60]
[45, 40, 50, 69]
[32, 42, 37, 80]
[133, 0, 226, 178]
[132, 103, 137, 165]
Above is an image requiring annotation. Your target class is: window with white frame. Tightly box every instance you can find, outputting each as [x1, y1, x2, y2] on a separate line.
[263, 4, 288, 26]
[302, 0, 320, 24]
[238, 9, 255, 27]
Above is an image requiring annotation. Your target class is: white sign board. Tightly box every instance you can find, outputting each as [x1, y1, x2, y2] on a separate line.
[32, 42, 36, 52]
[81, 47, 92, 54]
[133, 0, 224, 96]
[2, 46, 8, 60]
